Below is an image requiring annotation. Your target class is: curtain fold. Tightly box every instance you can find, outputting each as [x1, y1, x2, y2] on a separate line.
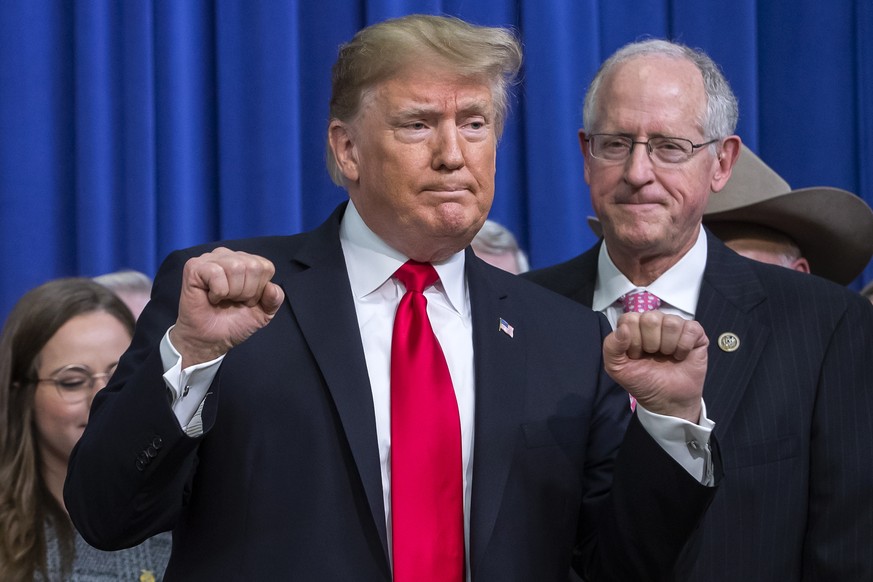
[1, 0, 871, 321]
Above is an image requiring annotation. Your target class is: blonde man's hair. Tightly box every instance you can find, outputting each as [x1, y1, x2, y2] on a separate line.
[326, 14, 523, 185]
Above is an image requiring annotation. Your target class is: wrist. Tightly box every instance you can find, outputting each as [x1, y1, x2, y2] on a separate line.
[169, 326, 229, 368]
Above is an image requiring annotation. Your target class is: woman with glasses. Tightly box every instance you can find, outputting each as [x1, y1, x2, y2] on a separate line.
[0, 278, 170, 581]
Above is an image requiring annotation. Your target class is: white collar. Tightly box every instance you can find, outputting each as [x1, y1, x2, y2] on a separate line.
[338, 201, 468, 316]
[593, 227, 707, 316]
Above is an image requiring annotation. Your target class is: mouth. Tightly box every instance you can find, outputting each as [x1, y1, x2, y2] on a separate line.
[422, 184, 473, 195]
[614, 200, 663, 214]
[614, 193, 666, 211]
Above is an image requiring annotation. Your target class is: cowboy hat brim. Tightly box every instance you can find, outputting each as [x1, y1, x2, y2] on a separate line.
[705, 146, 873, 285]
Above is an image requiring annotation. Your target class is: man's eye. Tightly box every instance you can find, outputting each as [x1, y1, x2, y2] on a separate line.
[405, 122, 427, 130]
[602, 139, 629, 150]
[655, 141, 684, 152]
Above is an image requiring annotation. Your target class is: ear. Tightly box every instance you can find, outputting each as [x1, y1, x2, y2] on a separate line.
[579, 129, 592, 185]
[710, 135, 741, 192]
[328, 120, 360, 183]
[789, 256, 811, 274]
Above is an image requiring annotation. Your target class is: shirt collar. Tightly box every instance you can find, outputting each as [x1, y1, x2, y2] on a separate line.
[339, 201, 468, 316]
[593, 226, 707, 316]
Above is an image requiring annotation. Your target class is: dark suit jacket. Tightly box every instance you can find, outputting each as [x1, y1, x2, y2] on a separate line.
[66, 204, 717, 581]
[525, 231, 873, 581]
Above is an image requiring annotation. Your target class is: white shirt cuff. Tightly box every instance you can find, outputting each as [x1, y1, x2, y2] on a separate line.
[636, 399, 716, 485]
[160, 326, 224, 435]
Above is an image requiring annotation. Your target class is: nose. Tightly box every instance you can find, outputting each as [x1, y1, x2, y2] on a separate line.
[83, 373, 110, 408]
[432, 124, 465, 171]
[624, 140, 655, 186]
[92, 372, 112, 391]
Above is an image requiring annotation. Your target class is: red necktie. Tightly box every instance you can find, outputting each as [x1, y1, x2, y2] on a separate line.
[390, 260, 464, 582]
[620, 290, 662, 411]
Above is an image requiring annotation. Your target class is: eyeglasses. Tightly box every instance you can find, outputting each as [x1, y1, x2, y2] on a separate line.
[585, 134, 718, 167]
[37, 363, 117, 403]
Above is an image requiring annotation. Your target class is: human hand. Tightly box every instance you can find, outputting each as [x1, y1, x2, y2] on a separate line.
[603, 311, 708, 423]
[169, 247, 285, 367]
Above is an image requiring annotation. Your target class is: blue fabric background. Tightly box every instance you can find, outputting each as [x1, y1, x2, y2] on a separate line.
[2, 0, 871, 321]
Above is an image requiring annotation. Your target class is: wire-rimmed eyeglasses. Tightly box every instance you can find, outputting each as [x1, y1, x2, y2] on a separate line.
[37, 363, 117, 403]
[585, 134, 718, 167]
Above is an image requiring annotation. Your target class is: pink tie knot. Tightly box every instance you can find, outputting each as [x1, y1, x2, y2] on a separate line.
[394, 260, 438, 294]
[621, 290, 662, 313]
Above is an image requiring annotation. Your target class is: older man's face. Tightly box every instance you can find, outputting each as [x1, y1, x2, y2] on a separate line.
[329, 63, 497, 262]
[581, 55, 731, 277]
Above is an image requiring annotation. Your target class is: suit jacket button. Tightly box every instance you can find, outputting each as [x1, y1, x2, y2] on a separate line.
[135, 459, 145, 472]
[151, 436, 163, 449]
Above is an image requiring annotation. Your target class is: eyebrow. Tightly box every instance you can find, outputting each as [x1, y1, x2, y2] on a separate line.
[392, 100, 492, 121]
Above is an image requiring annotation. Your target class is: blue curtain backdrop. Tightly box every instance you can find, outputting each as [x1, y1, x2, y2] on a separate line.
[1, 0, 872, 322]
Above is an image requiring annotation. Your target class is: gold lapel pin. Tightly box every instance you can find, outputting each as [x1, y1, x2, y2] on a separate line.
[717, 332, 740, 352]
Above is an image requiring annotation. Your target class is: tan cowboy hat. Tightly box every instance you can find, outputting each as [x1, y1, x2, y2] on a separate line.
[704, 144, 873, 285]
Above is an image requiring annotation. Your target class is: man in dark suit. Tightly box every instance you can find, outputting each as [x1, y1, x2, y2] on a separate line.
[65, 16, 720, 581]
[525, 39, 873, 580]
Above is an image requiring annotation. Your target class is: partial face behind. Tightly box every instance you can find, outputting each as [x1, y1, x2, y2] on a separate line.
[581, 55, 734, 271]
[116, 290, 150, 320]
[33, 311, 132, 468]
[723, 237, 811, 273]
[329, 63, 497, 262]
[472, 247, 522, 275]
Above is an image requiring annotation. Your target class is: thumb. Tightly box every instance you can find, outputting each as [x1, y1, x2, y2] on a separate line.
[603, 321, 630, 365]
[260, 283, 285, 316]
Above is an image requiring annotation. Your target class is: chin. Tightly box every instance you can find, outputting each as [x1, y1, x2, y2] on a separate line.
[429, 204, 482, 232]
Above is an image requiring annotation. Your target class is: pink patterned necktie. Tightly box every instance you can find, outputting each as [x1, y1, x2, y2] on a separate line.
[620, 290, 662, 411]
[390, 260, 464, 582]
[621, 290, 662, 313]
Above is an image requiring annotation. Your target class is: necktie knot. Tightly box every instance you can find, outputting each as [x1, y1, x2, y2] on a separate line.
[621, 290, 662, 313]
[394, 260, 439, 294]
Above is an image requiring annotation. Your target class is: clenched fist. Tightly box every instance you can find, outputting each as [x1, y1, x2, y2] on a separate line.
[169, 247, 285, 367]
[603, 311, 709, 423]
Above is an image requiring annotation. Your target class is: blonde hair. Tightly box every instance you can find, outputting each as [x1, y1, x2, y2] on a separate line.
[326, 14, 522, 185]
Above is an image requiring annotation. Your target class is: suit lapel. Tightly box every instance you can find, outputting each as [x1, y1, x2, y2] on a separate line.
[570, 244, 600, 306]
[276, 204, 390, 564]
[466, 252, 528, 575]
[696, 233, 770, 438]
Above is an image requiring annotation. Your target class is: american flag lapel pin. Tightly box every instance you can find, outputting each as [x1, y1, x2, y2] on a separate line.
[498, 317, 514, 338]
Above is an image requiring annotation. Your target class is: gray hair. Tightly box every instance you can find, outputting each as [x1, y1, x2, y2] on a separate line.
[93, 269, 152, 296]
[471, 219, 529, 272]
[707, 222, 803, 266]
[326, 14, 523, 185]
[583, 39, 738, 142]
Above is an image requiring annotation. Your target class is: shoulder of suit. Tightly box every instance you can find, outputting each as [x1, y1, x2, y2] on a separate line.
[168, 232, 310, 260]
[730, 250, 864, 310]
[489, 265, 601, 323]
[522, 246, 598, 291]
